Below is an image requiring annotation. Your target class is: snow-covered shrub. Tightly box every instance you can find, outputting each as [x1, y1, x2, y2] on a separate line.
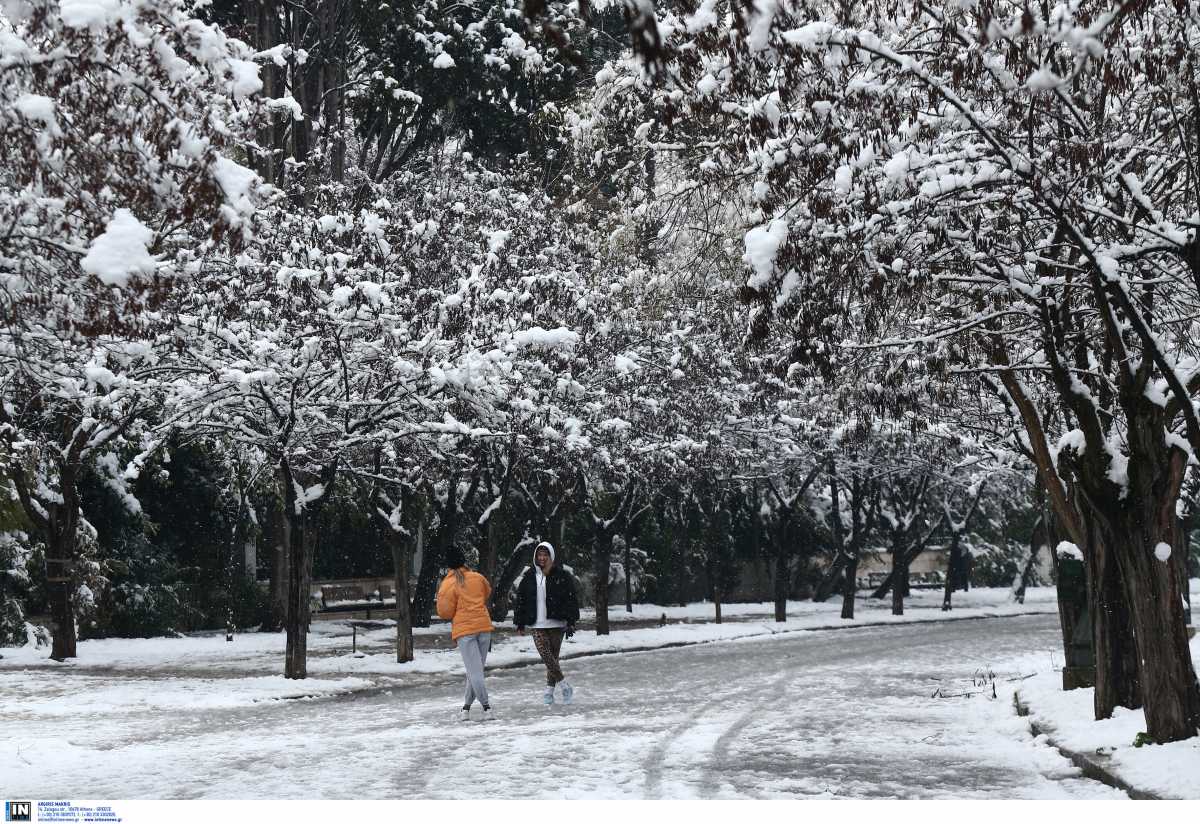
[969, 539, 1026, 589]
[607, 539, 653, 603]
[0, 531, 36, 646]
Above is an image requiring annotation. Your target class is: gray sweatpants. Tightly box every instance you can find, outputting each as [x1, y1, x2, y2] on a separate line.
[457, 632, 491, 708]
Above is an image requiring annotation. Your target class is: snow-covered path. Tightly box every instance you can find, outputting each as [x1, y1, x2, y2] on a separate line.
[2, 613, 1126, 799]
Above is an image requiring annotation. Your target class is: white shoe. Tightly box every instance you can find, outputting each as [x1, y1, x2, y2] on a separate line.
[481, 706, 496, 721]
[560, 681, 574, 705]
[458, 708, 471, 722]
[543, 686, 555, 705]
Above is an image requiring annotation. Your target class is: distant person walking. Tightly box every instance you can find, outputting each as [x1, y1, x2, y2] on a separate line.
[514, 541, 580, 705]
[436, 546, 495, 721]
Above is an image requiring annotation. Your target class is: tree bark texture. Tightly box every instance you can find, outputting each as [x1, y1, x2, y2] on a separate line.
[941, 534, 962, 611]
[773, 538, 789, 623]
[390, 526, 414, 664]
[891, 541, 908, 617]
[840, 556, 859, 620]
[488, 535, 533, 622]
[593, 534, 611, 635]
[1089, 504, 1199, 740]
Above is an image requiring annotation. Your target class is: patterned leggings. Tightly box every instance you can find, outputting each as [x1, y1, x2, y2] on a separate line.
[531, 628, 565, 686]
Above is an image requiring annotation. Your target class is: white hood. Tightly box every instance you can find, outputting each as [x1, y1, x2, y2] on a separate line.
[533, 541, 555, 567]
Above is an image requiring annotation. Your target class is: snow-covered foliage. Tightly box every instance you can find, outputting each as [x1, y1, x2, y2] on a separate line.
[0, 529, 36, 645]
[641, 0, 1200, 741]
[0, 0, 270, 658]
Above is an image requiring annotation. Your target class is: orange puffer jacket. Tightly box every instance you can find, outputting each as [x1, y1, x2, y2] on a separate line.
[436, 568, 494, 641]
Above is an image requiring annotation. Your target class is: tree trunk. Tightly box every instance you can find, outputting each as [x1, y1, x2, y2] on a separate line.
[674, 526, 689, 608]
[480, 518, 499, 590]
[42, 471, 83, 661]
[870, 570, 892, 599]
[712, 566, 723, 625]
[942, 534, 961, 611]
[1013, 540, 1041, 605]
[818, 463, 847, 605]
[872, 543, 927, 600]
[1099, 511, 1200, 741]
[813, 554, 847, 603]
[255, 0, 284, 185]
[773, 546, 788, 623]
[283, 506, 310, 679]
[489, 535, 532, 622]
[320, 6, 345, 183]
[389, 528, 414, 664]
[288, 11, 312, 205]
[593, 535, 611, 635]
[280, 459, 335, 680]
[411, 527, 441, 628]
[841, 556, 858, 620]
[1172, 522, 1191, 622]
[1085, 519, 1142, 719]
[46, 530, 77, 662]
[267, 488, 289, 632]
[891, 543, 907, 616]
[625, 535, 633, 613]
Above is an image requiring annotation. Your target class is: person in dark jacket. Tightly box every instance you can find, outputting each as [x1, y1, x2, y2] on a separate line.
[514, 540, 580, 705]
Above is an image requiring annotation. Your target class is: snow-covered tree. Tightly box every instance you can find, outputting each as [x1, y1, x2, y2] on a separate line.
[0, 0, 269, 659]
[647, 0, 1200, 741]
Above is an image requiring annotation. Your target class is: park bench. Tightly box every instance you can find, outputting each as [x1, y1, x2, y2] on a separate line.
[318, 584, 394, 617]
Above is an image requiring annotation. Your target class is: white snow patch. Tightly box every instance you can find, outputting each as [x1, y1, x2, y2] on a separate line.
[685, 0, 719, 32]
[746, 0, 779, 51]
[211, 155, 259, 213]
[59, 0, 123, 29]
[833, 164, 853, 195]
[484, 229, 511, 253]
[511, 326, 578, 351]
[84, 365, 117, 390]
[226, 58, 262, 98]
[781, 21, 834, 51]
[614, 353, 641, 374]
[1026, 67, 1064, 92]
[80, 209, 156, 288]
[266, 96, 304, 121]
[1055, 541, 1083, 562]
[14, 94, 59, 133]
[744, 219, 788, 289]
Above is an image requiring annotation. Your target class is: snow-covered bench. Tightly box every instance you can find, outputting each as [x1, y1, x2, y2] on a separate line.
[318, 584, 394, 616]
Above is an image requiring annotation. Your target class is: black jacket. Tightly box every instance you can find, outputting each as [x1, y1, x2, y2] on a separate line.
[513, 566, 580, 629]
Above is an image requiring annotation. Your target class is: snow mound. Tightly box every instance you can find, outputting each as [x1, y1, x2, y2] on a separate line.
[80, 210, 156, 287]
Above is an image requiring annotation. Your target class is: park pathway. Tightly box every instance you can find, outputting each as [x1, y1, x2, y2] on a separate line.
[1, 614, 1125, 799]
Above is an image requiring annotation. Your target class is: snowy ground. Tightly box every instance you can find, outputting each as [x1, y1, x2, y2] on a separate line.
[1011, 582, 1200, 799]
[0, 585, 1194, 799]
[0, 612, 1120, 799]
[0, 587, 1059, 706]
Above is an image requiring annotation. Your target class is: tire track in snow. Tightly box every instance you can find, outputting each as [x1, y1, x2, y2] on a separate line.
[638, 634, 834, 798]
[699, 669, 799, 797]
[639, 673, 766, 798]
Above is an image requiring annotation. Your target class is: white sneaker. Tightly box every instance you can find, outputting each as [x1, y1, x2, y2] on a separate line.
[543, 686, 555, 705]
[458, 708, 471, 722]
[560, 681, 574, 704]
[481, 706, 496, 721]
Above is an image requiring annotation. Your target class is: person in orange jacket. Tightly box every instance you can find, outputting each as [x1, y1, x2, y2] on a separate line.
[436, 546, 496, 721]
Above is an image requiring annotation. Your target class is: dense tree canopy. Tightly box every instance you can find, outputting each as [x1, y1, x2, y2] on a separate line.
[1, 0, 1196, 744]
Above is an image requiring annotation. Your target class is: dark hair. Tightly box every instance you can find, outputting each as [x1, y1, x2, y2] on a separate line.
[443, 546, 467, 570]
